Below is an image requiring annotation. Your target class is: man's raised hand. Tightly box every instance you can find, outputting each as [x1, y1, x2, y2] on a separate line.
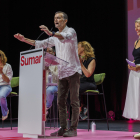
[14, 33, 25, 42]
[39, 25, 52, 36]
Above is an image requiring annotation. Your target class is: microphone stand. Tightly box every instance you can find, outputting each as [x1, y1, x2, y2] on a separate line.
[44, 27, 53, 56]
[29, 27, 53, 50]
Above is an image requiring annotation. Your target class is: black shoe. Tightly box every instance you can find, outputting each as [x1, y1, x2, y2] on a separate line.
[63, 128, 77, 137]
[83, 107, 88, 115]
[50, 127, 66, 136]
[79, 113, 88, 120]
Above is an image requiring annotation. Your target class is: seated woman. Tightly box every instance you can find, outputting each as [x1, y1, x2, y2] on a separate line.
[78, 41, 97, 120]
[0, 50, 13, 121]
[46, 47, 58, 116]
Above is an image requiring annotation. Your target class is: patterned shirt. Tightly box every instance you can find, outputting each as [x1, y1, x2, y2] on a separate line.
[35, 26, 81, 79]
[46, 66, 58, 86]
[0, 63, 13, 85]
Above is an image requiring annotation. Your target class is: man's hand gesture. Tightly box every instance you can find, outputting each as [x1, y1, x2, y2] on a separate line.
[39, 25, 52, 36]
[14, 33, 25, 42]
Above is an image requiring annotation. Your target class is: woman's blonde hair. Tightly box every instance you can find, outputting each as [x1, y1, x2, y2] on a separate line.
[78, 41, 95, 60]
[0, 50, 7, 65]
[135, 17, 140, 23]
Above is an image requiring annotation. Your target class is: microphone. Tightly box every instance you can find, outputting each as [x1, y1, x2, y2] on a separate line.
[29, 27, 53, 50]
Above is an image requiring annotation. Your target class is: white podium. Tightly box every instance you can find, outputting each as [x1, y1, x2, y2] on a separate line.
[18, 48, 68, 138]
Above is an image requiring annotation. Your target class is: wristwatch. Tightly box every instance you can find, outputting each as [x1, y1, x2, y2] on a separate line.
[52, 31, 55, 36]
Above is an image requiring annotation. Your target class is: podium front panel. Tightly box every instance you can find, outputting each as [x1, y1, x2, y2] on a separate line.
[18, 48, 43, 135]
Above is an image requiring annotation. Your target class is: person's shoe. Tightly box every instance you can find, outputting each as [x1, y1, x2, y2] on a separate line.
[83, 107, 88, 115]
[63, 128, 77, 137]
[82, 115, 88, 120]
[134, 133, 140, 139]
[2, 110, 9, 121]
[50, 127, 66, 136]
[79, 111, 88, 120]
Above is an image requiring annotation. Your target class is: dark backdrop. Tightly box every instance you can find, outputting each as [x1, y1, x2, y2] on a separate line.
[0, 0, 127, 120]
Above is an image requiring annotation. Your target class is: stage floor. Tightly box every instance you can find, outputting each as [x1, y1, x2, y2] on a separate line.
[0, 120, 139, 140]
[0, 127, 138, 140]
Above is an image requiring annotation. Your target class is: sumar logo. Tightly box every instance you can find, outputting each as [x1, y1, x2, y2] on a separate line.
[21, 55, 42, 66]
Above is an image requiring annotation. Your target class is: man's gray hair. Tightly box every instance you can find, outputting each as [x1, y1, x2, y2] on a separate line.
[55, 11, 68, 21]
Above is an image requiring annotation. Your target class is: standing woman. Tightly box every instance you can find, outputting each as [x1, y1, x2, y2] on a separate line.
[78, 41, 97, 120]
[122, 18, 140, 139]
[0, 50, 13, 121]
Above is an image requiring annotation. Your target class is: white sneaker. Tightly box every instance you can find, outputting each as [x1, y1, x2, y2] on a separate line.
[134, 133, 140, 139]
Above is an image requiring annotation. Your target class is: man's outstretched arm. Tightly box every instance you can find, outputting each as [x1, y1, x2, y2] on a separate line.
[14, 33, 35, 46]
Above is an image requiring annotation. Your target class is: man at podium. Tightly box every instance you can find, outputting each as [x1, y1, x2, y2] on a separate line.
[14, 11, 82, 137]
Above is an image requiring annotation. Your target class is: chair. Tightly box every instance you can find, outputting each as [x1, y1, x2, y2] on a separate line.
[81, 73, 109, 131]
[2, 77, 19, 130]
